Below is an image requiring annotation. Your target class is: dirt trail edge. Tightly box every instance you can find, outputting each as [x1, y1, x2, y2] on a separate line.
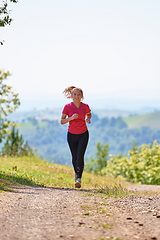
[0, 184, 160, 240]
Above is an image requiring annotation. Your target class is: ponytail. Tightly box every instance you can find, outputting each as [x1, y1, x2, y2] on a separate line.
[63, 86, 84, 99]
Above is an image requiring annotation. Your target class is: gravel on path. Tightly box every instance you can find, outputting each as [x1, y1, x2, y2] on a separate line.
[0, 184, 160, 240]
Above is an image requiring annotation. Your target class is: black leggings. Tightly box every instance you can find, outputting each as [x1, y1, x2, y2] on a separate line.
[67, 131, 89, 179]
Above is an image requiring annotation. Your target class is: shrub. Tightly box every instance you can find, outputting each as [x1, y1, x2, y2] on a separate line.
[102, 140, 160, 185]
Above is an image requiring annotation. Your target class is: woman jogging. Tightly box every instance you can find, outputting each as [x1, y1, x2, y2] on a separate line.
[60, 86, 92, 188]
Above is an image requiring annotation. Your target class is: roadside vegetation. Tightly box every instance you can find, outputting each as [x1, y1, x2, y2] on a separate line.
[1, 138, 160, 197]
[102, 140, 160, 185]
[86, 141, 160, 185]
[0, 155, 128, 196]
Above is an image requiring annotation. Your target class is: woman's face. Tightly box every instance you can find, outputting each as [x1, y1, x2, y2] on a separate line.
[71, 89, 83, 101]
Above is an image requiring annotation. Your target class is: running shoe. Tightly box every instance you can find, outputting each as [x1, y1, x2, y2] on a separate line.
[75, 178, 81, 188]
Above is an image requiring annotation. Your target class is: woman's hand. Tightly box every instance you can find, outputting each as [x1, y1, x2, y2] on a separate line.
[85, 112, 92, 124]
[60, 113, 78, 125]
[71, 113, 78, 120]
[86, 118, 91, 124]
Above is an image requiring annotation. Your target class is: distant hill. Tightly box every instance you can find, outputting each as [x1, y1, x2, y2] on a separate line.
[4, 111, 160, 165]
[9, 107, 158, 124]
[123, 111, 160, 129]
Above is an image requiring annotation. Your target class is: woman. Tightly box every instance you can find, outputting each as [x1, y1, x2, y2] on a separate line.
[60, 86, 92, 188]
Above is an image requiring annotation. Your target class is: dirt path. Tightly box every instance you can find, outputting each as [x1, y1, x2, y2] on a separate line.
[0, 184, 160, 240]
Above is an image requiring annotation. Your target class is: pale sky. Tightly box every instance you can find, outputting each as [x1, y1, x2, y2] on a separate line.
[1, 0, 160, 110]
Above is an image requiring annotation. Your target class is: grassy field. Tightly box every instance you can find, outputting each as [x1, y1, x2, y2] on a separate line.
[0, 156, 128, 197]
[18, 121, 47, 134]
[123, 111, 160, 129]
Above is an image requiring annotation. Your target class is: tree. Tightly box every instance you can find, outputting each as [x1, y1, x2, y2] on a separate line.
[85, 142, 109, 174]
[1, 126, 34, 156]
[0, 0, 18, 45]
[0, 1, 20, 143]
[0, 70, 20, 142]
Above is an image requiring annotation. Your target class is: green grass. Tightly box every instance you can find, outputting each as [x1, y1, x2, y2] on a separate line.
[0, 156, 128, 196]
[102, 223, 113, 229]
[123, 111, 160, 129]
[95, 184, 129, 198]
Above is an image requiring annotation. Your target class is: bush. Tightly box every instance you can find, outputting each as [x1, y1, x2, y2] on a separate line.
[102, 140, 160, 185]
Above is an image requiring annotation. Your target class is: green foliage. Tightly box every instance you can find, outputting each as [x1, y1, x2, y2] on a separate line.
[85, 142, 109, 174]
[0, 0, 18, 45]
[0, 70, 20, 142]
[1, 126, 33, 157]
[0, 0, 18, 27]
[0, 0, 17, 42]
[102, 140, 160, 185]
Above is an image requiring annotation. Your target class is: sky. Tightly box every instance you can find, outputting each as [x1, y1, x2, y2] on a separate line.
[1, 0, 160, 111]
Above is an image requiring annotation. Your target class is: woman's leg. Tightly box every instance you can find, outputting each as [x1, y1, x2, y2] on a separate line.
[67, 132, 78, 174]
[67, 131, 89, 179]
[76, 131, 89, 179]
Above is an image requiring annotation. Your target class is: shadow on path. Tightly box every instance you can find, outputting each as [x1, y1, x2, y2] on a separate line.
[9, 184, 96, 195]
[0, 172, 40, 192]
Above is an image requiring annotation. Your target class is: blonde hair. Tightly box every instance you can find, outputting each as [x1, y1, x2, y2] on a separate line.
[63, 86, 84, 100]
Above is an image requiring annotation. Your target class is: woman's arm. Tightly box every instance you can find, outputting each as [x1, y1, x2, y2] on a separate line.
[86, 112, 92, 124]
[60, 113, 78, 125]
